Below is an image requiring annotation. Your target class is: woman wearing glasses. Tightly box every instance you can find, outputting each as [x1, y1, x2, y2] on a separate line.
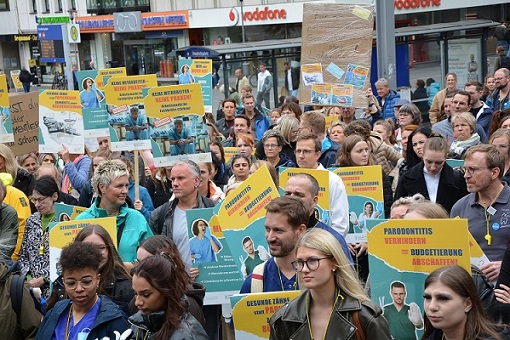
[261, 130, 296, 171]
[36, 242, 130, 340]
[270, 228, 391, 340]
[46, 225, 134, 315]
[18, 175, 60, 298]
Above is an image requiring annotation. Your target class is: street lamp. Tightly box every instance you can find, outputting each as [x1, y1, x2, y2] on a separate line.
[239, 0, 245, 43]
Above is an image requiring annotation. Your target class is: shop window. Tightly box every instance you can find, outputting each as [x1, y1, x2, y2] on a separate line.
[0, 0, 9, 11]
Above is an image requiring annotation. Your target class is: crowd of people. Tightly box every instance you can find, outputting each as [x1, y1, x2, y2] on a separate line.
[3, 66, 510, 339]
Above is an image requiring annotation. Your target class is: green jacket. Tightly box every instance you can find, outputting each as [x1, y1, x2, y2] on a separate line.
[76, 197, 153, 262]
[269, 289, 391, 340]
[0, 261, 42, 340]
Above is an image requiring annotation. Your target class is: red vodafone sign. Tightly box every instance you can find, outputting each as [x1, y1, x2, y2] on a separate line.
[394, 0, 441, 10]
[228, 6, 287, 24]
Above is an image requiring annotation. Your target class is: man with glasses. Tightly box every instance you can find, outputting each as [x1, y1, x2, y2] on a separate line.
[295, 133, 349, 237]
[451, 144, 510, 281]
[239, 196, 307, 293]
[487, 68, 510, 112]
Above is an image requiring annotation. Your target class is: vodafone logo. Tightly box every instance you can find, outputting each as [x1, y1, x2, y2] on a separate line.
[228, 6, 287, 24]
[228, 7, 239, 25]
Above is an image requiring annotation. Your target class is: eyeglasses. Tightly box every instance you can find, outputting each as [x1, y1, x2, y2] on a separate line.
[29, 196, 50, 205]
[64, 276, 95, 290]
[291, 256, 333, 272]
[263, 144, 279, 149]
[295, 149, 315, 156]
[465, 166, 489, 175]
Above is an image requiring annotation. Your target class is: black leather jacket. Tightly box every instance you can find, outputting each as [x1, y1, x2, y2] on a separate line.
[269, 289, 391, 340]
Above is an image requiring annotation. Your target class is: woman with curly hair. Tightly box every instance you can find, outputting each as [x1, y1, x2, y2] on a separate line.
[36, 242, 129, 339]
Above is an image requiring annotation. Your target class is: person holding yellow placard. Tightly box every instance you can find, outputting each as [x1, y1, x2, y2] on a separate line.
[269, 228, 391, 339]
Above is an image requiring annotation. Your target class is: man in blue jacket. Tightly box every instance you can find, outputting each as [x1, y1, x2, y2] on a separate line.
[375, 78, 401, 121]
[465, 81, 493, 137]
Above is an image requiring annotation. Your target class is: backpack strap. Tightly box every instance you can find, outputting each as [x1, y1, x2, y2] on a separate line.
[352, 310, 366, 340]
[10, 273, 25, 326]
[250, 262, 266, 293]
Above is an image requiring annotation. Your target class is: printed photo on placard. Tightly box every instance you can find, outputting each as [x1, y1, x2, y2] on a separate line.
[143, 83, 211, 166]
[311, 83, 332, 105]
[301, 63, 323, 86]
[343, 63, 369, 89]
[0, 74, 13, 143]
[38, 90, 84, 154]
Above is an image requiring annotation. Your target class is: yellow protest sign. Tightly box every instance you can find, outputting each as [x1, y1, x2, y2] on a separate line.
[95, 67, 127, 90]
[368, 219, 471, 273]
[104, 74, 157, 106]
[143, 83, 205, 119]
[231, 291, 301, 338]
[10, 70, 23, 90]
[217, 166, 279, 231]
[38, 89, 84, 154]
[49, 217, 117, 280]
[279, 168, 330, 209]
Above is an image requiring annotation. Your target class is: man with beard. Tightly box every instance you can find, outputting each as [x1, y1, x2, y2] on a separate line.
[239, 196, 307, 293]
[487, 68, 510, 112]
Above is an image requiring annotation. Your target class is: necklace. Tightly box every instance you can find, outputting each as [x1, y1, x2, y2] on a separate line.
[306, 290, 344, 340]
[64, 305, 73, 340]
[275, 260, 297, 291]
[479, 185, 504, 246]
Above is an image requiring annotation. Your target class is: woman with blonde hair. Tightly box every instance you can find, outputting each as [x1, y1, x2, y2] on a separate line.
[449, 112, 480, 159]
[0, 143, 34, 199]
[17, 153, 39, 175]
[328, 121, 347, 144]
[272, 115, 299, 162]
[270, 228, 390, 339]
[250, 160, 278, 188]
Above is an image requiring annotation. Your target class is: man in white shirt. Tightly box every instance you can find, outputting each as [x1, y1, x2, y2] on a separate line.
[255, 63, 273, 112]
[295, 133, 349, 237]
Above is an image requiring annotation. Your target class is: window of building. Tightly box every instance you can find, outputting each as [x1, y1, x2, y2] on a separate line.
[0, 0, 9, 11]
[43, 0, 50, 12]
[31, 0, 37, 13]
[56, 0, 63, 12]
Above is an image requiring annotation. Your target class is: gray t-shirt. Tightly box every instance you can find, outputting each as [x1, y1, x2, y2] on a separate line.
[173, 206, 192, 269]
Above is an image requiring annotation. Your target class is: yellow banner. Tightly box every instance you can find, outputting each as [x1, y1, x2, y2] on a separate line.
[279, 168, 330, 209]
[39, 90, 82, 114]
[0, 75, 8, 107]
[49, 217, 117, 281]
[189, 59, 212, 77]
[10, 70, 23, 90]
[231, 291, 301, 338]
[95, 67, 127, 90]
[104, 74, 157, 106]
[224, 147, 237, 163]
[367, 219, 471, 273]
[217, 166, 279, 231]
[143, 83, 205, 119]
[332, 165, 383, 201]
[324, 115, 338, 131]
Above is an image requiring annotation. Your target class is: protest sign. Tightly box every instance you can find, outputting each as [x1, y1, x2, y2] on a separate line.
[279, 167, 330, 225]
[230, 291, 300, 339]
[103, 74, 157, 151]
[49, 217, 117, 281]
[186, 208, 244, 305]
[331, 165, 384, 243]
[10, 70, 23, 91]
[299, 3, 374, 107]
[0, 75, 13, 143]
[367, 218, 471, 340]
[143, 83, 210, 166]
[216, 166, 279, 279]
[76, 69, 108, 137]
[38, 89, 84, 154]
[55, 202, 87, 221]
[7, 92, 39, 155]
[178, 59, 212, 112]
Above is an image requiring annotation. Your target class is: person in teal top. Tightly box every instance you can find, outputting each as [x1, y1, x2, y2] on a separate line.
[240, 236, 269, 277]
[168, 119, 196, 155]
[382, 281, 424, 340]
[75, 160, 153, 263]
[124, 106, 148, 141]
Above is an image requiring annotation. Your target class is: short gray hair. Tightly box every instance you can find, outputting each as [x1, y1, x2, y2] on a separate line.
[92, 160, 129, 196]
[375, 78, 389, 87]
[173, 160, 201, 179]
[261, 129, 285, 146]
